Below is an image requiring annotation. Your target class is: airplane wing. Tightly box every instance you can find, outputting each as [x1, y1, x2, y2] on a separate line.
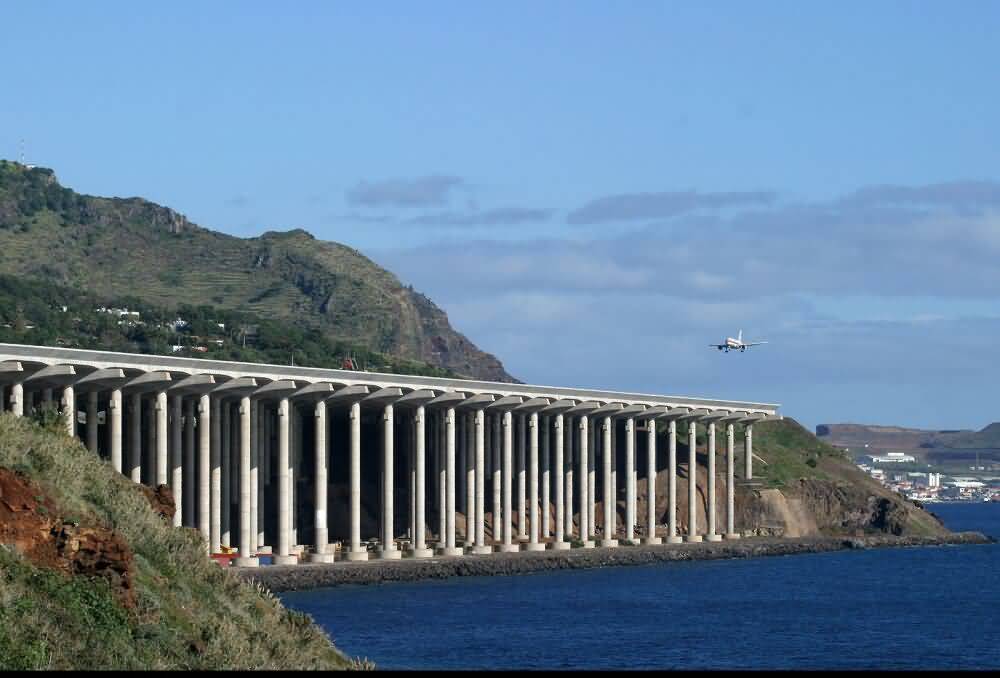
[709, 344, 726, 349]
[746, 341, 768, 346]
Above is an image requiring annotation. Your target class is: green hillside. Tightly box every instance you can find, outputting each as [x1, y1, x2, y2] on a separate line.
[0, 413, 364, 670]
[0, 160, 512, 382]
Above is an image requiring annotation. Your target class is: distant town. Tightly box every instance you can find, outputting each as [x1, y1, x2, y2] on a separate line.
[854, 450, 1000, 503]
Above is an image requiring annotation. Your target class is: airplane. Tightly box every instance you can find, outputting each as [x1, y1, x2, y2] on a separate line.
[710, 330, 767, 353]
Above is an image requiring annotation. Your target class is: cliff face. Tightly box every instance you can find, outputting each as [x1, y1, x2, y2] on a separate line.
[0, 161, 515, 382]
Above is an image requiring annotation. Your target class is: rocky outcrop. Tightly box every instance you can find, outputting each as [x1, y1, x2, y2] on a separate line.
[0, 467, 136, 609]
[139, 483, 176, 521]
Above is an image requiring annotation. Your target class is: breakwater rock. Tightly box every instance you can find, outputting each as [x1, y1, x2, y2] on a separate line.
[235, 531, 992, 593]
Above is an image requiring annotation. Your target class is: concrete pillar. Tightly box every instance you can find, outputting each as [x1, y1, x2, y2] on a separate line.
[541, 414, 550, 541]
[210, 397, 222, 553]
[497, 410, 518, 553]
[62, 385, 75, 438]
[410, 405, 432, 557]
[456, 415, 465, 537]
[170, 394, 183, 528]
[492, 413, 501, 542]
[526, 411, 544, 551]
[219, 403, 233, 547]
[706, 422, 720, 541]
[578, 416, 593, 547]
[517, 412, 527, 541]
[10, 382, 23, 417]
[552, 414, 569, 549]
[409, 416, 416, 543]
[587, 416, 596, 540]
[686, 421, 702, 542]
[235, 396, 258, 567]
[86, 391, 98, 453]
[248, 400, 258, 549]
[156, 390, 168, 488]
[442, 407, 462, 556]
[472, 408, 490, 554]
[309, 400, 333, 562]
[745, 424, 754, 480]
[725, 423, 739, 540]
[564, 416, 573, 539]
[668, 419, 681, 543]
[184, 399, 196, 527]
[198, 394, 211, 547]
[347, 401, 367, 561]
[274, 398, 295, 564]
[256, 404, 266, 549]
[643, 418, 660, 544]
[438, 411, 447, 548]
[290, 404, 298, 548]
[379, 403, 400, 559]
[600, 416, 617, 548]
[465, 411, 475, 548]
[625, 417, 635, 542]
[129, 393, 141, 483]
[109, 389, 122, 474]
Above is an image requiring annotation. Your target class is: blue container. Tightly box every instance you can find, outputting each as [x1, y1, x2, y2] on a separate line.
[257, 555, 274, 566]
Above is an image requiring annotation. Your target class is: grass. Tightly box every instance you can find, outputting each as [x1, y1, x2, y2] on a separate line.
[0, 414, 365, 670]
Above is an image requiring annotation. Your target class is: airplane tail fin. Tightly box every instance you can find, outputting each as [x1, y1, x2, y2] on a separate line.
[737, 329, 742, 342]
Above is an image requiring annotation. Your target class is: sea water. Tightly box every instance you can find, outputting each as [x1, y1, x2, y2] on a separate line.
[280, 503, 1000, 669]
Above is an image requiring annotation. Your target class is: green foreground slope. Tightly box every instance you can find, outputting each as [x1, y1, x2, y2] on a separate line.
[0, 414, 360, 670]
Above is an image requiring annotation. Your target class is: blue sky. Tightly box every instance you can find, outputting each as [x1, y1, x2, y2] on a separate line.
[4, 2, 1000, 431]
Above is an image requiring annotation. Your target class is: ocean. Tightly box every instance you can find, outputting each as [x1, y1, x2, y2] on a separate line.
[279, 503, 1000, 669]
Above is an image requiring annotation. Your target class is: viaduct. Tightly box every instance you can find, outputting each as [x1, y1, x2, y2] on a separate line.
[0, 343, 780, 566]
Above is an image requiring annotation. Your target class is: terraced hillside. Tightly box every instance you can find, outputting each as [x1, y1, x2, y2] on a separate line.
[0, 161, 513, 382]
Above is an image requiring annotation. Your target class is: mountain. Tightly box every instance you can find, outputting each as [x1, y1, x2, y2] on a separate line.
[0, 160, 514, 382]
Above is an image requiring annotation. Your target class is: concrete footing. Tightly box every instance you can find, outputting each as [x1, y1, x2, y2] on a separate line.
[642, 537, 662, 545]
[579, 540, 595, 548]
[308, 553, 336, 563]
[685, 535, 703, 543]
[549, 541, 572, 550]
[408, 547, 435, 559]
[273, 555, 298, 566]
[234, 556, 260, 567]
[439, 547, 465, 557]
[706, 534, 723, 542]
[496, 544, 520, 553]
[523, 543, 546, 552]
[724, 533, 741, 540]
[667, 536, 683, 544]
[599, 539, 619, 548]
[469, 545, 494, 555]
[345, 549, 369, 562]
[378, 549, 402, 560]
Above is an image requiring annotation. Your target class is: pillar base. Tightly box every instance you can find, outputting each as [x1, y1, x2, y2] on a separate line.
[523, 542, 546, 552]
[469, 545, 494, 555]
[308, 552, 336, 564]
[495, 544, 520, 553]
[578, 540, 595, 549]
[667, 536, 683, 544]
[438, 547, 464, 557]
[642, 537, 662, 545]
[408, 547, 435, 559]
[345, 549, 369, 562]
[234, 556, 259, 568]
[685, 535, 703, 543]
[724, 533, 741, 540]
[273, 555, 298, 566]
[378, 548, 402, 560]
[291, 544, 305, 555]
[599, 539, 619, 548]
[706, 534, 723, 542]
[549, 541, 572, 550]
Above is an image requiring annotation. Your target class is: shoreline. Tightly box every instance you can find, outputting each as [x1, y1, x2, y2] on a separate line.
[234, 531, 992, 593]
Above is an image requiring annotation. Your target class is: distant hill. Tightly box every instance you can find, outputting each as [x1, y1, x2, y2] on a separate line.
[816, 422, 1000, 451]
[0, 160, 514, 382]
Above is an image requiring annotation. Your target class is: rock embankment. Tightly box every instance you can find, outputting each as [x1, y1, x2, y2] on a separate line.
[236, 531, 992, 593]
